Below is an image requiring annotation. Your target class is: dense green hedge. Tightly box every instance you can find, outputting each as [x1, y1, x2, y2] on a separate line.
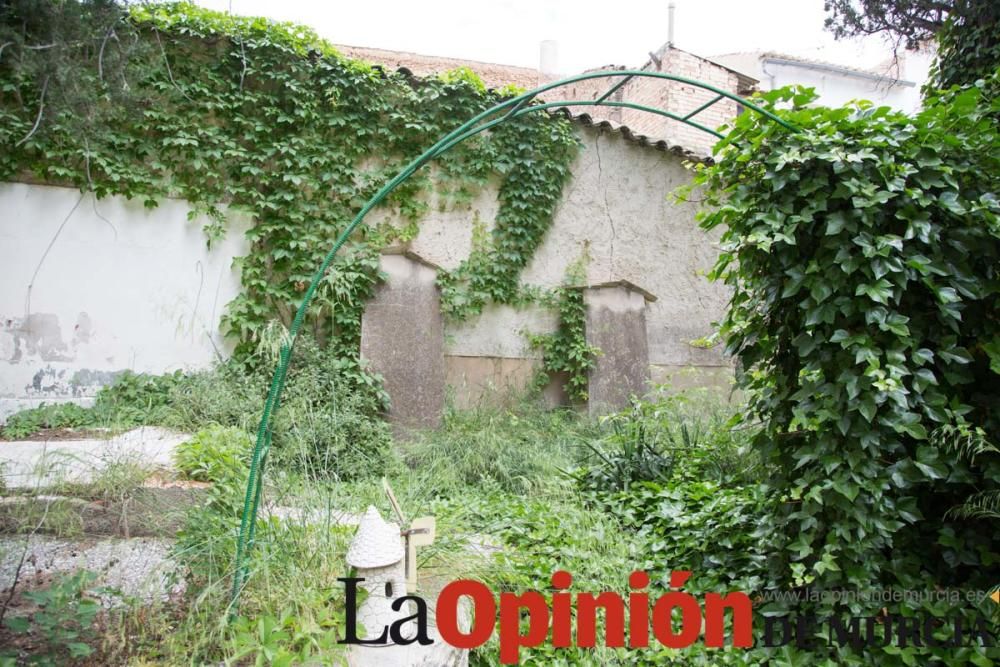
[692, 78, 1000, 663]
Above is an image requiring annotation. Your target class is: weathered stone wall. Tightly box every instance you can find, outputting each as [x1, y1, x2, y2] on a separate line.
[360, 252, 445, 432]
[584, 285, 651, 415]
[0, 122, 731, 422]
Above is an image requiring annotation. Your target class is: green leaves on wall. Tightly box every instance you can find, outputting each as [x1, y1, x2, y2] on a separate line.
[0, 2, 585, 392]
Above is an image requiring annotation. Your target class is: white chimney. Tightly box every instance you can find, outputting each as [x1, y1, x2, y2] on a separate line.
[668, 2, 676, 47]
[539, 40, 559, 78]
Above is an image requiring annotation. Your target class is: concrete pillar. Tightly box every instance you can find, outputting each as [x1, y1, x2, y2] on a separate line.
[361, 251, 445, 433]
[584, 281, 654, 416]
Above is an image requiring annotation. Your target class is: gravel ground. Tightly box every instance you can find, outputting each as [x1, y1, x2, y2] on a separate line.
[0, 535, 183, 610]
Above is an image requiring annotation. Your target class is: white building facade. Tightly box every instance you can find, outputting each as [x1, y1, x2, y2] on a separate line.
[713, 50, 934, 114]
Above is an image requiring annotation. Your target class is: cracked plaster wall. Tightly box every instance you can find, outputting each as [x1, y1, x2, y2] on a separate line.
[409, 124, 732, 397]
[0, 125, 730, 421]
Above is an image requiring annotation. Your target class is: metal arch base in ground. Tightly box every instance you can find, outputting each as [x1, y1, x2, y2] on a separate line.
[231, 70, 797, 611]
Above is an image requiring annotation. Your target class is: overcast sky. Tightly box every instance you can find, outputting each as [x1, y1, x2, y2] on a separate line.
[196, 0, 901, 74]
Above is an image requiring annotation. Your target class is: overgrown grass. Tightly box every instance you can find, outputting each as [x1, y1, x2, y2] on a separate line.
[5, 369, 763, 664]
[401, 403, 599, 495]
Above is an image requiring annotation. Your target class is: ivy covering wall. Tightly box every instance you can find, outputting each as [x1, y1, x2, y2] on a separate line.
[0, 2, 594, 398]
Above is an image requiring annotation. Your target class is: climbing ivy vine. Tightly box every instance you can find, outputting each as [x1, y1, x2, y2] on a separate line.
[527, 250, 599, 403]
[0, 2, 592, 397]
[694, 81, 1000, 663]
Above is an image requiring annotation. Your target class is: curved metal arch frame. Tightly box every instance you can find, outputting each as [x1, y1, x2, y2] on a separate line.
[229, 69, 794, 610]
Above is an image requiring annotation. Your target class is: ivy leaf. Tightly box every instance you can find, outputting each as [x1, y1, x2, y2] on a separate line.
[913, 460, 945, 480]
[855, 279, 892, 304]
[984, 337, 1000, 375]
[858, 397, 877, 422]
[825, 211, 849, 235]
[833, 479, 859, 502]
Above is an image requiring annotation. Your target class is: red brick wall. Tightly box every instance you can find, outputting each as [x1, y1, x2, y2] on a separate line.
[335, 43, 743, 155]
[559, 47, 741, 155]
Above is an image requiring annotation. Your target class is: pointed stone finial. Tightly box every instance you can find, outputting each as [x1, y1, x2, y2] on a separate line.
[346, 505, 404, 568]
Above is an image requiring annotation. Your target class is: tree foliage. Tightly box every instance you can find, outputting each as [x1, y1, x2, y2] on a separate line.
[823, 0, 951, 48]
[694, 78, 1000, 663]
[932, 1, 1000, 88]
[823, 0, 1000, 89]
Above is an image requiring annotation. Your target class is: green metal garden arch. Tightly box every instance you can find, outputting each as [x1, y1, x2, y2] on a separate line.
[229, 70, 796, 610]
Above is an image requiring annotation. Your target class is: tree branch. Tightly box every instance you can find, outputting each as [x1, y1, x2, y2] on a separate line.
[155, 29, 192, 101]
[14, 75, 49, 148]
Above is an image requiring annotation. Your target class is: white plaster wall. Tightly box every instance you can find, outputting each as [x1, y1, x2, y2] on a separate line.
[767, 61, 919, 112]
[715, 52, 933, 114]
[0, 183, 249, 421]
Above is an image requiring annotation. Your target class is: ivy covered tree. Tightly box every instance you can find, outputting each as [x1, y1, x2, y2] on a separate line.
[824, 0, 1000, 88]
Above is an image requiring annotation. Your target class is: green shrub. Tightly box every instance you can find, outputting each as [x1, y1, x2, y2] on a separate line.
[174, 426, 251, 483]
[2, 570, 106, 666]
[254, 336, 393, 481]
[271, 392, 394, 481]
[159, 362, 266, 434]
[575, 398, 680, 493]
[1, 402, 96, 439]
[227, 608, 341, 667]
[573, 392, 758, 495]
[691, 79, 1000, 664]
[92, 370, 186, 427]
[607, 480, 775, 592]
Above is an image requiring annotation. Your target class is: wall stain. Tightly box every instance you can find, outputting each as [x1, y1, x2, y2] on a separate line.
[3, 313, 72, 362]
[24, 366, 118, 397]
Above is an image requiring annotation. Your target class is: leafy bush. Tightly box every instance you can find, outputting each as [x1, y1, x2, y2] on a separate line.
[174, 426, 251, 483]
[158, 362, 266, 434]
[92, 371, 186, 427]
[609, 480, 775, 593]
[1, 403, 96, 439]
[569, 392, 774, 599]
[576, 399, 678, 493]
[227, 608, 340, 667]
[2, 570, 105, 666]
[691, 79, 1000, 664]
[573, 392, 758, 495]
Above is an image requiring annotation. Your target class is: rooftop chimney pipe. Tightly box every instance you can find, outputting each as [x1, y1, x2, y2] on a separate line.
[668, 2, 676, 46]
